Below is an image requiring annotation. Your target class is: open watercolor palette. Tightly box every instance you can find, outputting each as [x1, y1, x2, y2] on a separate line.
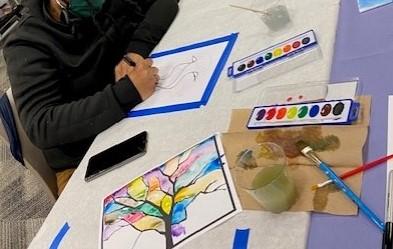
[247, 99, 360, 129]
[228, 30, 321, 92]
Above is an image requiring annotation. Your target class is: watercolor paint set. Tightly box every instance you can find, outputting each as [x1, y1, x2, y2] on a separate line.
[228, 30, 321, 92]
[247, 99, 360, 129]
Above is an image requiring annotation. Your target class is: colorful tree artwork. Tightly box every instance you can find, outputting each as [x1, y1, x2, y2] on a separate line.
[101, 136, 240, 249]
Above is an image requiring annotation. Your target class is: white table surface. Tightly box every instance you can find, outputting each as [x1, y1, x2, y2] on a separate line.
[28, 0, 340, 248]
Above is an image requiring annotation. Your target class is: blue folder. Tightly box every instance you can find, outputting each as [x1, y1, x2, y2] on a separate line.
[0, 93, 24, 165]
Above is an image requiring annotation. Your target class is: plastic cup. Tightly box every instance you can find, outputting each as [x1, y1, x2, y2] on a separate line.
[250, 0, 291, 33]
[235, 142, 297, 213]
[260, 4, 291, 32]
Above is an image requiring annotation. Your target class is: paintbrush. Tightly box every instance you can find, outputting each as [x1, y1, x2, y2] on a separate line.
[295, 140, 385, 231]
[311, 154, 393, 190]
[229, 4, 270, 16]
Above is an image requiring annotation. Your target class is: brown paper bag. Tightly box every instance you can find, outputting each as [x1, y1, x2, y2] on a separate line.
[222, 96, 371, 215]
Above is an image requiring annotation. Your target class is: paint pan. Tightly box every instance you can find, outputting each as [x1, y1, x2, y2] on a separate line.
[228, 30, 322, 92]
[247, 99, 360, 129]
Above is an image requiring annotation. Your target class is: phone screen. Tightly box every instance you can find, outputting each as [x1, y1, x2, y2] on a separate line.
[85, 131, 148, 181]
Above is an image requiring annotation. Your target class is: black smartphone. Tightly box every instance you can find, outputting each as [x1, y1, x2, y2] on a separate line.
[84, 131, 148, 182]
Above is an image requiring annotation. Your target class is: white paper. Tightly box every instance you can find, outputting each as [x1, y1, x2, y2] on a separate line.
[385, 96, 393, 221]
[132, 41, 228, 112]
[100, 135, 241, 249]
[387, 96, 393, 175]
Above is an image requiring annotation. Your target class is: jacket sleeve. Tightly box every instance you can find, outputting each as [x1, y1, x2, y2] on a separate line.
[4, 44, 141, 150]
[127, 0, 179, 58]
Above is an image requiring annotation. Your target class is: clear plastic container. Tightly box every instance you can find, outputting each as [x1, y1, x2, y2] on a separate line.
[256, 79, 360, 106]
[251, 0, 293, 34]
[235, 142, 297, 213]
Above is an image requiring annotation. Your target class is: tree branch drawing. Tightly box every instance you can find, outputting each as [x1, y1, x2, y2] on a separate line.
[102, 137, 228, 249]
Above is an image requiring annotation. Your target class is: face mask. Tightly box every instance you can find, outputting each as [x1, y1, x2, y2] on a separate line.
[68, 0, 105, 18]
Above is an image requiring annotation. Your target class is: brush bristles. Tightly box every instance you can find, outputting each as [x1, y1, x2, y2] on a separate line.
[295, 140, 313, 155]
[302, 146, 313, 155]
[295, 140, 308, 151]
[296, 140, 321, 164]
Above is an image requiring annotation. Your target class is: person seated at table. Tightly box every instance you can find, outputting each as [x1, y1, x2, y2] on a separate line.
[3, 0, 179, 195]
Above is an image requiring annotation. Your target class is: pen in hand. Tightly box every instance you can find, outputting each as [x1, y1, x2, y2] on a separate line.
[123, 55, 136, 67]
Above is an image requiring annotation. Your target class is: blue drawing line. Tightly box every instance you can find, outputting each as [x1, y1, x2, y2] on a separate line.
[232, 228, 250, 249]
[128, 33, 238, 117]
[49, 222, 70, 249]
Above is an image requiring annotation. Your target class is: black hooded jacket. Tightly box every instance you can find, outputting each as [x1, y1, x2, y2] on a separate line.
[3, 0, 178, 169]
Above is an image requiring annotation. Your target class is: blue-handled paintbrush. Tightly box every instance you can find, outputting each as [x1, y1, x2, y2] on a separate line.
[296, 140, 385, 231]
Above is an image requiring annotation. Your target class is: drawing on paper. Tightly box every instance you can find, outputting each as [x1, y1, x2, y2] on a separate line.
[357, 0, 392, 12]
[128, 33, 238, 117]
[100, 136, 240, 249]
[158, 56, 199, 90]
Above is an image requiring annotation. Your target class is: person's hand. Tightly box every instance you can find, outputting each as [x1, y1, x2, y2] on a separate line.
[114, 59, 132, 82]
[115, 53, 159, 101]
[114, 53, 143, 81]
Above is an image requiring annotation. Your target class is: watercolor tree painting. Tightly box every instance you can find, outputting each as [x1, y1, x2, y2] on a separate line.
[101, 136, 239, 249]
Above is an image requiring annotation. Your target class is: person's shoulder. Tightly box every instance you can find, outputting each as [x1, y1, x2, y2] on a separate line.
[4, 0, 53, 48]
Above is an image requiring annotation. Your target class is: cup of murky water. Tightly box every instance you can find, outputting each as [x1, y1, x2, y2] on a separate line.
[235, 142, 297, 213]
[251, 0, 292, 32]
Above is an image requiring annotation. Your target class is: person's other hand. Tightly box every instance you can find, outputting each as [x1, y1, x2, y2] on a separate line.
[115, 53, 159, 101]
